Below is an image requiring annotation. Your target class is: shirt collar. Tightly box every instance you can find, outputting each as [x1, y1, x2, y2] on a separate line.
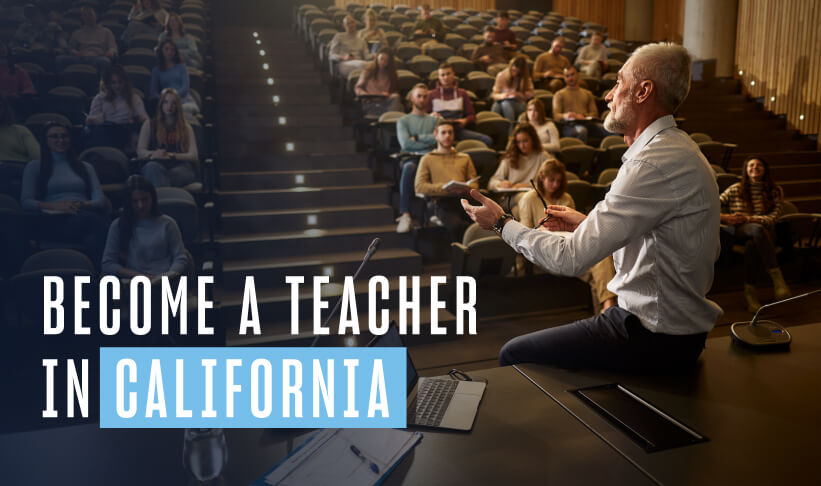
[622, 114, 676, 162]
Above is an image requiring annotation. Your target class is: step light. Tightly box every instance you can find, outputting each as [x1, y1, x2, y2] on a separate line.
[295, 174, 305, 184]
[278, 116, 287, 125]
[750, 80, 755, 86]
[272, 95, 280, 104]
[770, 96, 775, 102]
[738, 69, 743, 75]
[259, 49, 265, 56]
[307, 214, 318, 225]
[267, 77, 274, 85]
[286, 142, 294, 151]
[344, 336, 357, 347]
[252, 32, 258, 38]
[799, 114, 805, 120]
[322, 266, 334, 277]
[263, 63, 269, 70]
[255, 39, 261, 45]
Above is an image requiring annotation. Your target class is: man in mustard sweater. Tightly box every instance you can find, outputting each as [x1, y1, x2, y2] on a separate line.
[414, 121, 479, 241]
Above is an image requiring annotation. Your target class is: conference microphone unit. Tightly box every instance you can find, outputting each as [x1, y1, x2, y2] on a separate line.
[730, 288, 821, 348]
[310, 238, 382, 347]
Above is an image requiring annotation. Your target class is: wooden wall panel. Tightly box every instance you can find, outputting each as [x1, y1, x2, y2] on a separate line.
[652, 0, 684, 43]
[334, 0, 496, 10]
[552, 0, 625, 40]
[736, 0, 821, 143]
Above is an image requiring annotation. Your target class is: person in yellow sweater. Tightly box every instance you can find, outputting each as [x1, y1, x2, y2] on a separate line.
[415, 121, 479, 241]
[552, 66, 611, 144]
[518, 159, 617, 313]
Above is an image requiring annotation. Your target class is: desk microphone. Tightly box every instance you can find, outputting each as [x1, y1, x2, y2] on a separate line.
[310, 238, 381, 347]
[730, 288, 821, 348]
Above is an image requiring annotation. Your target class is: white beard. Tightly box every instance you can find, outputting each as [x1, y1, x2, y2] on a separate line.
[603, 99, 636, 134]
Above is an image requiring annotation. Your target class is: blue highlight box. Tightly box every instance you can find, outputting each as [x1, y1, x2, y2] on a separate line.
[99, 347, 407, 428]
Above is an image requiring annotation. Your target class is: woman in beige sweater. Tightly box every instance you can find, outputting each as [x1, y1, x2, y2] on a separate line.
[489, 123, 547, 214]
[519, 159, 617, 313]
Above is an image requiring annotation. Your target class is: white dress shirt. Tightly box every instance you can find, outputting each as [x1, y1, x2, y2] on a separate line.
[502, 115, 723, 334]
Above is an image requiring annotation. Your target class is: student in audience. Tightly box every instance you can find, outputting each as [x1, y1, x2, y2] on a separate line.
[56, 5, 117, 72]
[552, 66, 609, 143]
[328, 15, 370, 79]
[158, 13, 202, 71]
[123, 0, 170, 45]
[719, 156, 791, 311]
[533, 38, 570, 92]
[11, 4, 67, 58]
[20, 121, 108, 267]
[518, 158, 618, 313]
[575, 32, 608, 79]
[411, 4, 444, 46]
[0, 95, 39, 162]
[102, 175, 188, 280]
[493, 10, 520, 49]
[426, 62, 491, 145]
[414, 120, 478, 241]
[0, 41, 36, 99]
[354, 47, 402, 117]
[137, 88, 198, 188]
[526, 98, 560, 155]
[150, 39, 199, 115]
[85, 65, 148, 149]
[491, 56, 534, 122]
[463, 42, 720, 371]
[489, 123, 547, 207]
[471, 26, 514, 77]
[395, 83, 439, 233]
[358, 8, 388, 54]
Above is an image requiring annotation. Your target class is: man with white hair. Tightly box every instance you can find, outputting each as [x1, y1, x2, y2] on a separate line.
[462, 43, 722, 371]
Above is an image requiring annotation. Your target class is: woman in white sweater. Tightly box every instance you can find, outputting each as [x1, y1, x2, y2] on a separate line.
[525, 98, 560, 155]
[488, 122, 547, 213]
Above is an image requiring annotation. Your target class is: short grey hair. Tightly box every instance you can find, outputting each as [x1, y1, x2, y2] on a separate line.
[625, 42, 691, 112]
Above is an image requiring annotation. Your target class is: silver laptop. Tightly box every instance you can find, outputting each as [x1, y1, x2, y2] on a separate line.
[368, 324, 486, 431]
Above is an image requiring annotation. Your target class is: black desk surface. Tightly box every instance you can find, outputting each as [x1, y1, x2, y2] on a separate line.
[516, 323, 821, 485]
[0, 366, 653, 485]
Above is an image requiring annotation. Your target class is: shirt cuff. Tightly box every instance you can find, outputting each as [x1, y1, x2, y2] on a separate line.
[500, 219, 529, 247]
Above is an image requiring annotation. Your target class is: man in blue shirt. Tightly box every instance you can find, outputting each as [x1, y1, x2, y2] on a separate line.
[395, 83, 438, 233]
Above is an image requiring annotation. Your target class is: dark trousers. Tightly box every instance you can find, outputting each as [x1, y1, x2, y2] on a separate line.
[499, 306, 708, 371]
[34, 210, 109, 270]
[431, 197, 473, 242]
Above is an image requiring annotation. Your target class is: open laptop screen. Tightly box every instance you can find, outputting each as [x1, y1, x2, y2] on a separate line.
[367, 324, 418, 396]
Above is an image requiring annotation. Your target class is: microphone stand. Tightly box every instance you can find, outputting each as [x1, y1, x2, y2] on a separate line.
[730, 288, 821, 348]
[309, 238, 381, 347]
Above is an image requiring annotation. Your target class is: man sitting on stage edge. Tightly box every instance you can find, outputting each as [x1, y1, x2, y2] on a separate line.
[461, 42, 722, 371]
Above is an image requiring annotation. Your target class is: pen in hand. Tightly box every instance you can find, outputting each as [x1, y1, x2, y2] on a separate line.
[350, 445, 380, 474]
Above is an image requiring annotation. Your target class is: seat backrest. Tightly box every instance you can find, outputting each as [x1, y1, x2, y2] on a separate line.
[455, 139, 488, 151]
[716, 173, 741, 193]
[690, 132, 713, 144]
[597, 168, 619, 185]
[20, 249, 95, 274]
[599, 134, 624, 149]
[463, 222, 496, 244]
[566, 179, 601, 214]
[559, 137, 584, 149]
[157, 187, 198, 244]
[457, 236, 517, 278]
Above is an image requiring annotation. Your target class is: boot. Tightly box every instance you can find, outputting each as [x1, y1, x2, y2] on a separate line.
[744, 284, 761, 313]
[768, 267, 792, 301]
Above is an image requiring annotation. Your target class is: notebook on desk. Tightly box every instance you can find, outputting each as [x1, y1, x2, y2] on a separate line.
[368, 324, 486, 431]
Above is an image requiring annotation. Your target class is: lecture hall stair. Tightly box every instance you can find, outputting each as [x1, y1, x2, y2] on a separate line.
[212, 28, 454, 345]
[679, 78, 821, 213]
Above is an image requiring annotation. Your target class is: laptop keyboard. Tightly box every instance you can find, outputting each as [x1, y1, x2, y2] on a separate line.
[408, 378, 459, 427]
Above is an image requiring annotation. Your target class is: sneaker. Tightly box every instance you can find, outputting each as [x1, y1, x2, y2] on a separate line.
[428, 215, 444, 227]
[396, 213, 412, 233]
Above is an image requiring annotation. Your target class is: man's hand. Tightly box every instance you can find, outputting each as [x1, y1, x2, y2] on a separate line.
[480, 55, 491, 63]
[543, 205, 586, 232]
[461, 189, 504, 231]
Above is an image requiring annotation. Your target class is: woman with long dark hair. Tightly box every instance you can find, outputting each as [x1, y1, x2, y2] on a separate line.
[150, 39, 199, 115]
[87, 65, 148, 125]
[525, 98, 560, 155]
[720, 156, 791, 311]
[101, 175, 188, 279]
[20, 121, 108, 266]
[491, 55, 534, 121]
[518, 158, 617, 313]
[137, 88, 198, 187]
[354, 47, 401, 116]
[489, 122, 546, 212]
